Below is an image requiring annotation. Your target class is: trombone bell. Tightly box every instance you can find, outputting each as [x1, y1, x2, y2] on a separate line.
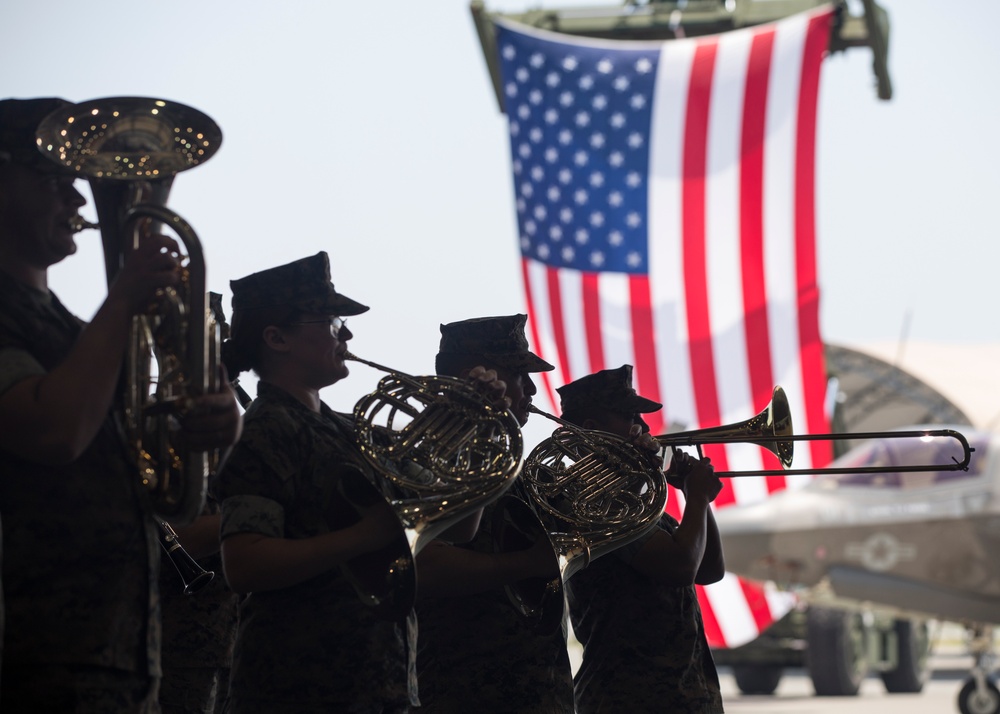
[657, 386, 794, 469]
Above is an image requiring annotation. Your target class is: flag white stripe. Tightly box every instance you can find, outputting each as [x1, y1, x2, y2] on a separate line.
[597, 272, 636, 377]
[526, 260, 565, 396]
[558, 270, 589, 381]
[706, 28, 755, 435]
[649, 39, 697, 429]
[765, 12, 813, 472]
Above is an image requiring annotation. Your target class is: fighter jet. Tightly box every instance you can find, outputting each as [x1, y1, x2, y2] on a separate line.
[715, 427, 1000, 713]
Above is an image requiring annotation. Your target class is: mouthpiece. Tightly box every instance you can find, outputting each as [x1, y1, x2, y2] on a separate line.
[69, 215, 100, 233]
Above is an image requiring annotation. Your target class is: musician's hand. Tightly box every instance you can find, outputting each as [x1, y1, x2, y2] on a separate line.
[683, 457, 723, 505]
[468, 365, 512, 412]
[108, 232, 183, 315]
[182, 379, 243, 451]
[664, 449, 692, 490]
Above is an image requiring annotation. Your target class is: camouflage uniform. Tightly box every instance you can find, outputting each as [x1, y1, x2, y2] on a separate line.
[416, 314, 574, 713]
[0, 272, 161, 712]
[210, 381, 417, 714]
[416, 498, 576, 713]
[158, 498, 239, 714]
[559, 366, 724, 714]
[567, 514, 723, 713]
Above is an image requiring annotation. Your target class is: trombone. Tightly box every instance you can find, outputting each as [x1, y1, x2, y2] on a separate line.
[656, 386, 974, 477]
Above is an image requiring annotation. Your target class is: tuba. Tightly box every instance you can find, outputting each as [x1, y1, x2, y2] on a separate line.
[341, 351, 523, 620]
[36, 97, 223, 526]
[494, 407, 668, 634]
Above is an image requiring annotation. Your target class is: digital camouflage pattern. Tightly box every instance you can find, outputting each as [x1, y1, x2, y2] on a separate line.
[436, 314, 554, 374]
[159, 497, 239, 714]
[0, 97, 75, 173]
[416, 499, 575, 714]
[566, 513, 724, 714]
[229, 252, 369, 316]
[556, 364, 662, 416]
[2, 666, 159, 713]
[210, 382, 416, 713]
[0, 275, 161, 703]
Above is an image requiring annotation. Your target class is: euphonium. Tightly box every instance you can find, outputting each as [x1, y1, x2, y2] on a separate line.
[494, 407, 668, 634]
[342, 351, 523, 620]
[35, 97, 223, 526]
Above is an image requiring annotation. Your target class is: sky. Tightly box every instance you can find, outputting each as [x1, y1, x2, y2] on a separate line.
[2, 0, 998, 446]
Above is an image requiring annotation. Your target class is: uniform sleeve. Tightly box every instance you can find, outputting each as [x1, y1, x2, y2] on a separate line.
[0, 346, 46, 398]
[211, 406, 300, 540]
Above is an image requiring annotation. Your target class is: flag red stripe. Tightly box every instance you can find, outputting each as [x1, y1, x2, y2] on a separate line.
[682, 41, 734, 505]
[546, 267, 573, 388]
[521, 259, 561, 413]
[740, 29, 786, 492]
[696, 584, 725, 648]
[628, 275, 664, 435]
[795, 12, 835, 467]
[739, 578, 776, 633]
[581, 272, 605, 374]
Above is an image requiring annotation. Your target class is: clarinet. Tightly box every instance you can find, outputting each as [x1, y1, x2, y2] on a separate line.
[159, 521, 215, 595]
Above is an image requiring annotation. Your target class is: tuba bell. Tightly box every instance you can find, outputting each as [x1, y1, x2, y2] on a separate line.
[341, 351, 523, 620]
[494, 407, 668, 634]
[35, 97, 223, 526]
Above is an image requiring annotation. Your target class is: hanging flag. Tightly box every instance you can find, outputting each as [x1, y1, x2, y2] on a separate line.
[494, 5, 836, 649]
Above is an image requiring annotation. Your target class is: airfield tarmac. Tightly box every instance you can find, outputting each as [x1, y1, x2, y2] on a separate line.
[568, 624, 986, 714]
[717, 655, 973, 714]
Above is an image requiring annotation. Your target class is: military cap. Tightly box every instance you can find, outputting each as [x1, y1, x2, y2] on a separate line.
[0, 97, 74, 174]
[557, 365, 662, 415]
[438, 314, 553, 373]
[230, 252, 369, 316]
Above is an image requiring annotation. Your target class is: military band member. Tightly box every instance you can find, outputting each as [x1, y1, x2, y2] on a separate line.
[210, 253, 418, 713]
[415, 314, 575, 713]
[0, 97, 242, 713]
[558, 365, 726, 713]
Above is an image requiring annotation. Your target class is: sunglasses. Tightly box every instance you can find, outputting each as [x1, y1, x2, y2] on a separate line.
[289, 316, 347, 337]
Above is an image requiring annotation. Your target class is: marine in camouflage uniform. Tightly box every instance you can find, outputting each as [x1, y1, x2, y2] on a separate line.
[558, 366, 726, 713]
[210, 253, 417, 713]
[415, 315, 576, 713]
[0, 97, 242, 713]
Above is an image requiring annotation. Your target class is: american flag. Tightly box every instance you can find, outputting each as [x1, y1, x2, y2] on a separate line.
[494, 5, 836, 648]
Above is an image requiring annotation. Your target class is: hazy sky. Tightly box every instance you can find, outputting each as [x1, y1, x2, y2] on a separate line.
[3, 0, 998, 444]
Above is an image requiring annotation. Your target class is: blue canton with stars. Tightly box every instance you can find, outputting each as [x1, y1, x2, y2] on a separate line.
[495, 23, 660, 275]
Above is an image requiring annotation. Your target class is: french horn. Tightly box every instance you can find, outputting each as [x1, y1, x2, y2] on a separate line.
[340, 351, 523, 620]
[494, 407, 668, 634]
[35, 97, 223, 526]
